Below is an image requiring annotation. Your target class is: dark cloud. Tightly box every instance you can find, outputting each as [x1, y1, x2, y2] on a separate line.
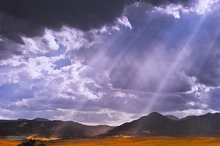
[0, 0, 128, 59]
[0, 0, 198, 59]
[0, 0, 129, 43]
[0, 38, 25, 59]
[141, 0, 195, 8]
[0, 0, 196, 42]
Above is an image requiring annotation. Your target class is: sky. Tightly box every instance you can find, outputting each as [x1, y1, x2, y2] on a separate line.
[0, 0, 220, 126]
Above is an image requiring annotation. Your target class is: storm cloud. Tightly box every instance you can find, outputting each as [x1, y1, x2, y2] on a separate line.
[0, 0, 203, 59]
[0, 0, 197, 42]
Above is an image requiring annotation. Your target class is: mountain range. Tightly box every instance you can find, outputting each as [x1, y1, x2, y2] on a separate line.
[107, 112, 220, 137]
[1, 112, 220, 139]
[0, 119, 113, 139]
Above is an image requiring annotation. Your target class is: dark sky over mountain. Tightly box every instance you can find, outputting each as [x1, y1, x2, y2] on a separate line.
[0, 0, 219, 125]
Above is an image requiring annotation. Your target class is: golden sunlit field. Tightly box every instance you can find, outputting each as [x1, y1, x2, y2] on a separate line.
[0, 138, 20, 146]
[2, 137, 220, 146]
[46, 137, 220, 146]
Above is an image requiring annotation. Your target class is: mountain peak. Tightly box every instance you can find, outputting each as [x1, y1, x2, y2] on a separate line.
[138, 112, 165, 121]
[148, 112, 163, 117]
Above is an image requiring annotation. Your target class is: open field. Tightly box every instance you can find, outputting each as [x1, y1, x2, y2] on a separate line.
[46, 137, 220, 146]
[1, 137, 220, 146]
[0, 138, 20, 146]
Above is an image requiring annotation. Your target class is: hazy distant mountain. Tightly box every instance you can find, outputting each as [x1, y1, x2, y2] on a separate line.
[165, 115, 179, 120]
[0, 119, 113, 139]
[107, 112, 220, 137]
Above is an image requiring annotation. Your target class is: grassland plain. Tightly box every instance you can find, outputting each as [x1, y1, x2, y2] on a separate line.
[46, 137, 220, 146]
[0, 138, 20, 146]
[1, 137, 220, 146]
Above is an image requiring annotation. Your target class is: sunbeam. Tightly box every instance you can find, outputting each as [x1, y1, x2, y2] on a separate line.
[141, 15, 208, 114]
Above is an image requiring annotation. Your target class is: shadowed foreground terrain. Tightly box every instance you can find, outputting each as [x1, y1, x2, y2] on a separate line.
[2, 137, 220, 146]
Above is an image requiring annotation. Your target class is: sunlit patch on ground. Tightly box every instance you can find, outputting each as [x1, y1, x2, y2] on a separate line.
[0, 138, 20, 146]
[26, 136, 60, 141]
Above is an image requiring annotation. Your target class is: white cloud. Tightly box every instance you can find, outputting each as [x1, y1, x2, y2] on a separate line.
[0, 37, 3, 42]
[95, 16, 133, 33]
[163, 108, 219, 118]
[188, 76, 213, 99]
[155, 4, 182, 19]
[50, 108, 136, 126]
[53, 26, 92, 51]
[154, 0, 219, 19]
[116, 16, 133, 30]
[1, 26, 94, 60]
[22, 29, 59, 55]
[114, 91, 126, 98]
[194, 0, 219, 15]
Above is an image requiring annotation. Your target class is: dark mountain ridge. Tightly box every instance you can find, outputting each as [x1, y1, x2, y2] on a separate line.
[0, 118, 113, 139]
[107, 112, 220, 137]
[1, 113, 220, 139]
